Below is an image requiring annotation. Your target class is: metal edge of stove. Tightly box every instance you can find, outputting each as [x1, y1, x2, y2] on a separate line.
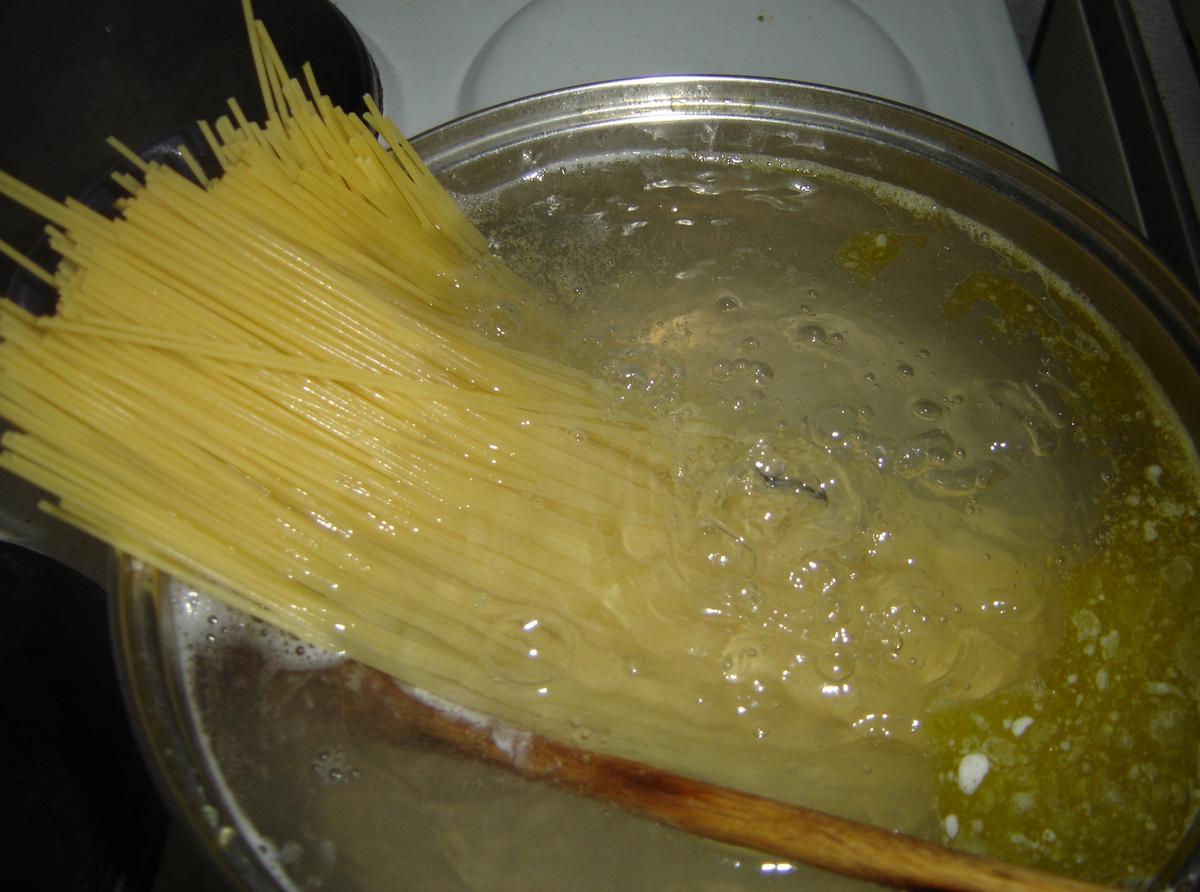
[1032, 0, 1200, 295]
[1029, 3, 1200, 884]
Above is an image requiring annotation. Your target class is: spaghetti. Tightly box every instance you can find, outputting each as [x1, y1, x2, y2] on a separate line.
[0, 0, 1057, 818]
[0, 2, 749, 781]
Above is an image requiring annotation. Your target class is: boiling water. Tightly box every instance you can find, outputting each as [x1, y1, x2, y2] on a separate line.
[167, 153, 1200, 888]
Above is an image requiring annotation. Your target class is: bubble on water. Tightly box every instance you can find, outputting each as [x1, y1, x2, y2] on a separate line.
[895, 429, 956, 478]
[731, 584, 766, 617]
[716, 293, 741, 312]
[787, 557, 847, 599]
[676, 523, 757, 584]
[311, 744, 357, 787]
[787, 321, 825, 348]
[896, 362, 915, 378]
[740, 337, 760, 353]
[473, 301, 524, 340]
[484, 610, 573, 686]
[753, 451, 787, 480]
[750, 361, 773, 386]
[911, 399, 943, 421]
[814, 404, 869, 454]
[789, 324, 827, 346]
[815, 648, 856, 682]
[723, 358, 772, 388]
[712, 359, 774, 416]
[601, 344, 684, 407]
[725, 390, 764, 414]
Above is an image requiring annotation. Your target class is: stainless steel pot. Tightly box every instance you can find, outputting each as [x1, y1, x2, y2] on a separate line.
[113, 77, 1200, 890]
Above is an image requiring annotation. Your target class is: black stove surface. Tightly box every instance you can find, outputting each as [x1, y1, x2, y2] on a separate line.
[0, 541, 167, 890]
[0, 0, 380, 293]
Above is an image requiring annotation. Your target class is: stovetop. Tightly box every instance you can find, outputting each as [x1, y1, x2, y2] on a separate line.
[334, 0, 1057, 165]
[0, 1, 1195, 889]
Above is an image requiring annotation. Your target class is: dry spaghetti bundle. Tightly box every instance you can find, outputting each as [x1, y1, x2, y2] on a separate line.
[0, 4, 772, 784]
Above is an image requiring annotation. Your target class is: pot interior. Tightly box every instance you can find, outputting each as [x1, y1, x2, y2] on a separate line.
[116, 78, 1200, 891]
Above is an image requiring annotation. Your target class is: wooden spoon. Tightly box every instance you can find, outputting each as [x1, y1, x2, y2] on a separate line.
[337, 663, 1112, 892]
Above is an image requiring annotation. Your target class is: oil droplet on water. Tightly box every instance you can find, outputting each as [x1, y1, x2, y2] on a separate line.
[485, 612, 571, 685]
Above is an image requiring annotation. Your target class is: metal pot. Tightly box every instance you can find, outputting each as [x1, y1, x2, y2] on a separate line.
[113, 78, 1200, 890]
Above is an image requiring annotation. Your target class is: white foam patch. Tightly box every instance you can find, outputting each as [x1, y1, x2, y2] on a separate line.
[957, 752, 990, 795]
[491, 725, 533, 766]
[944, 813, 960, 839]
[406, 684, 491, 730]
[406, 683, 533, 768]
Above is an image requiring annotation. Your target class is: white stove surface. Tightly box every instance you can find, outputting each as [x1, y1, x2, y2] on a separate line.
[331, 0, 1056, 167]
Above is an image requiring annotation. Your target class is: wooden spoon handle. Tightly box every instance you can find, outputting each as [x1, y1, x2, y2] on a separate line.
[338, 664, 1111, 892]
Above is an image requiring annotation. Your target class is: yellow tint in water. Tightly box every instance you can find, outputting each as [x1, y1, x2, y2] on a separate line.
[176, 153, 1200, 891]
[471, 154, 1200, 884]
[928, 274, 1200, 884]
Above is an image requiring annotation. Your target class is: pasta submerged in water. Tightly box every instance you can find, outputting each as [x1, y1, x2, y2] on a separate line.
[1, 3, 1198, 886]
